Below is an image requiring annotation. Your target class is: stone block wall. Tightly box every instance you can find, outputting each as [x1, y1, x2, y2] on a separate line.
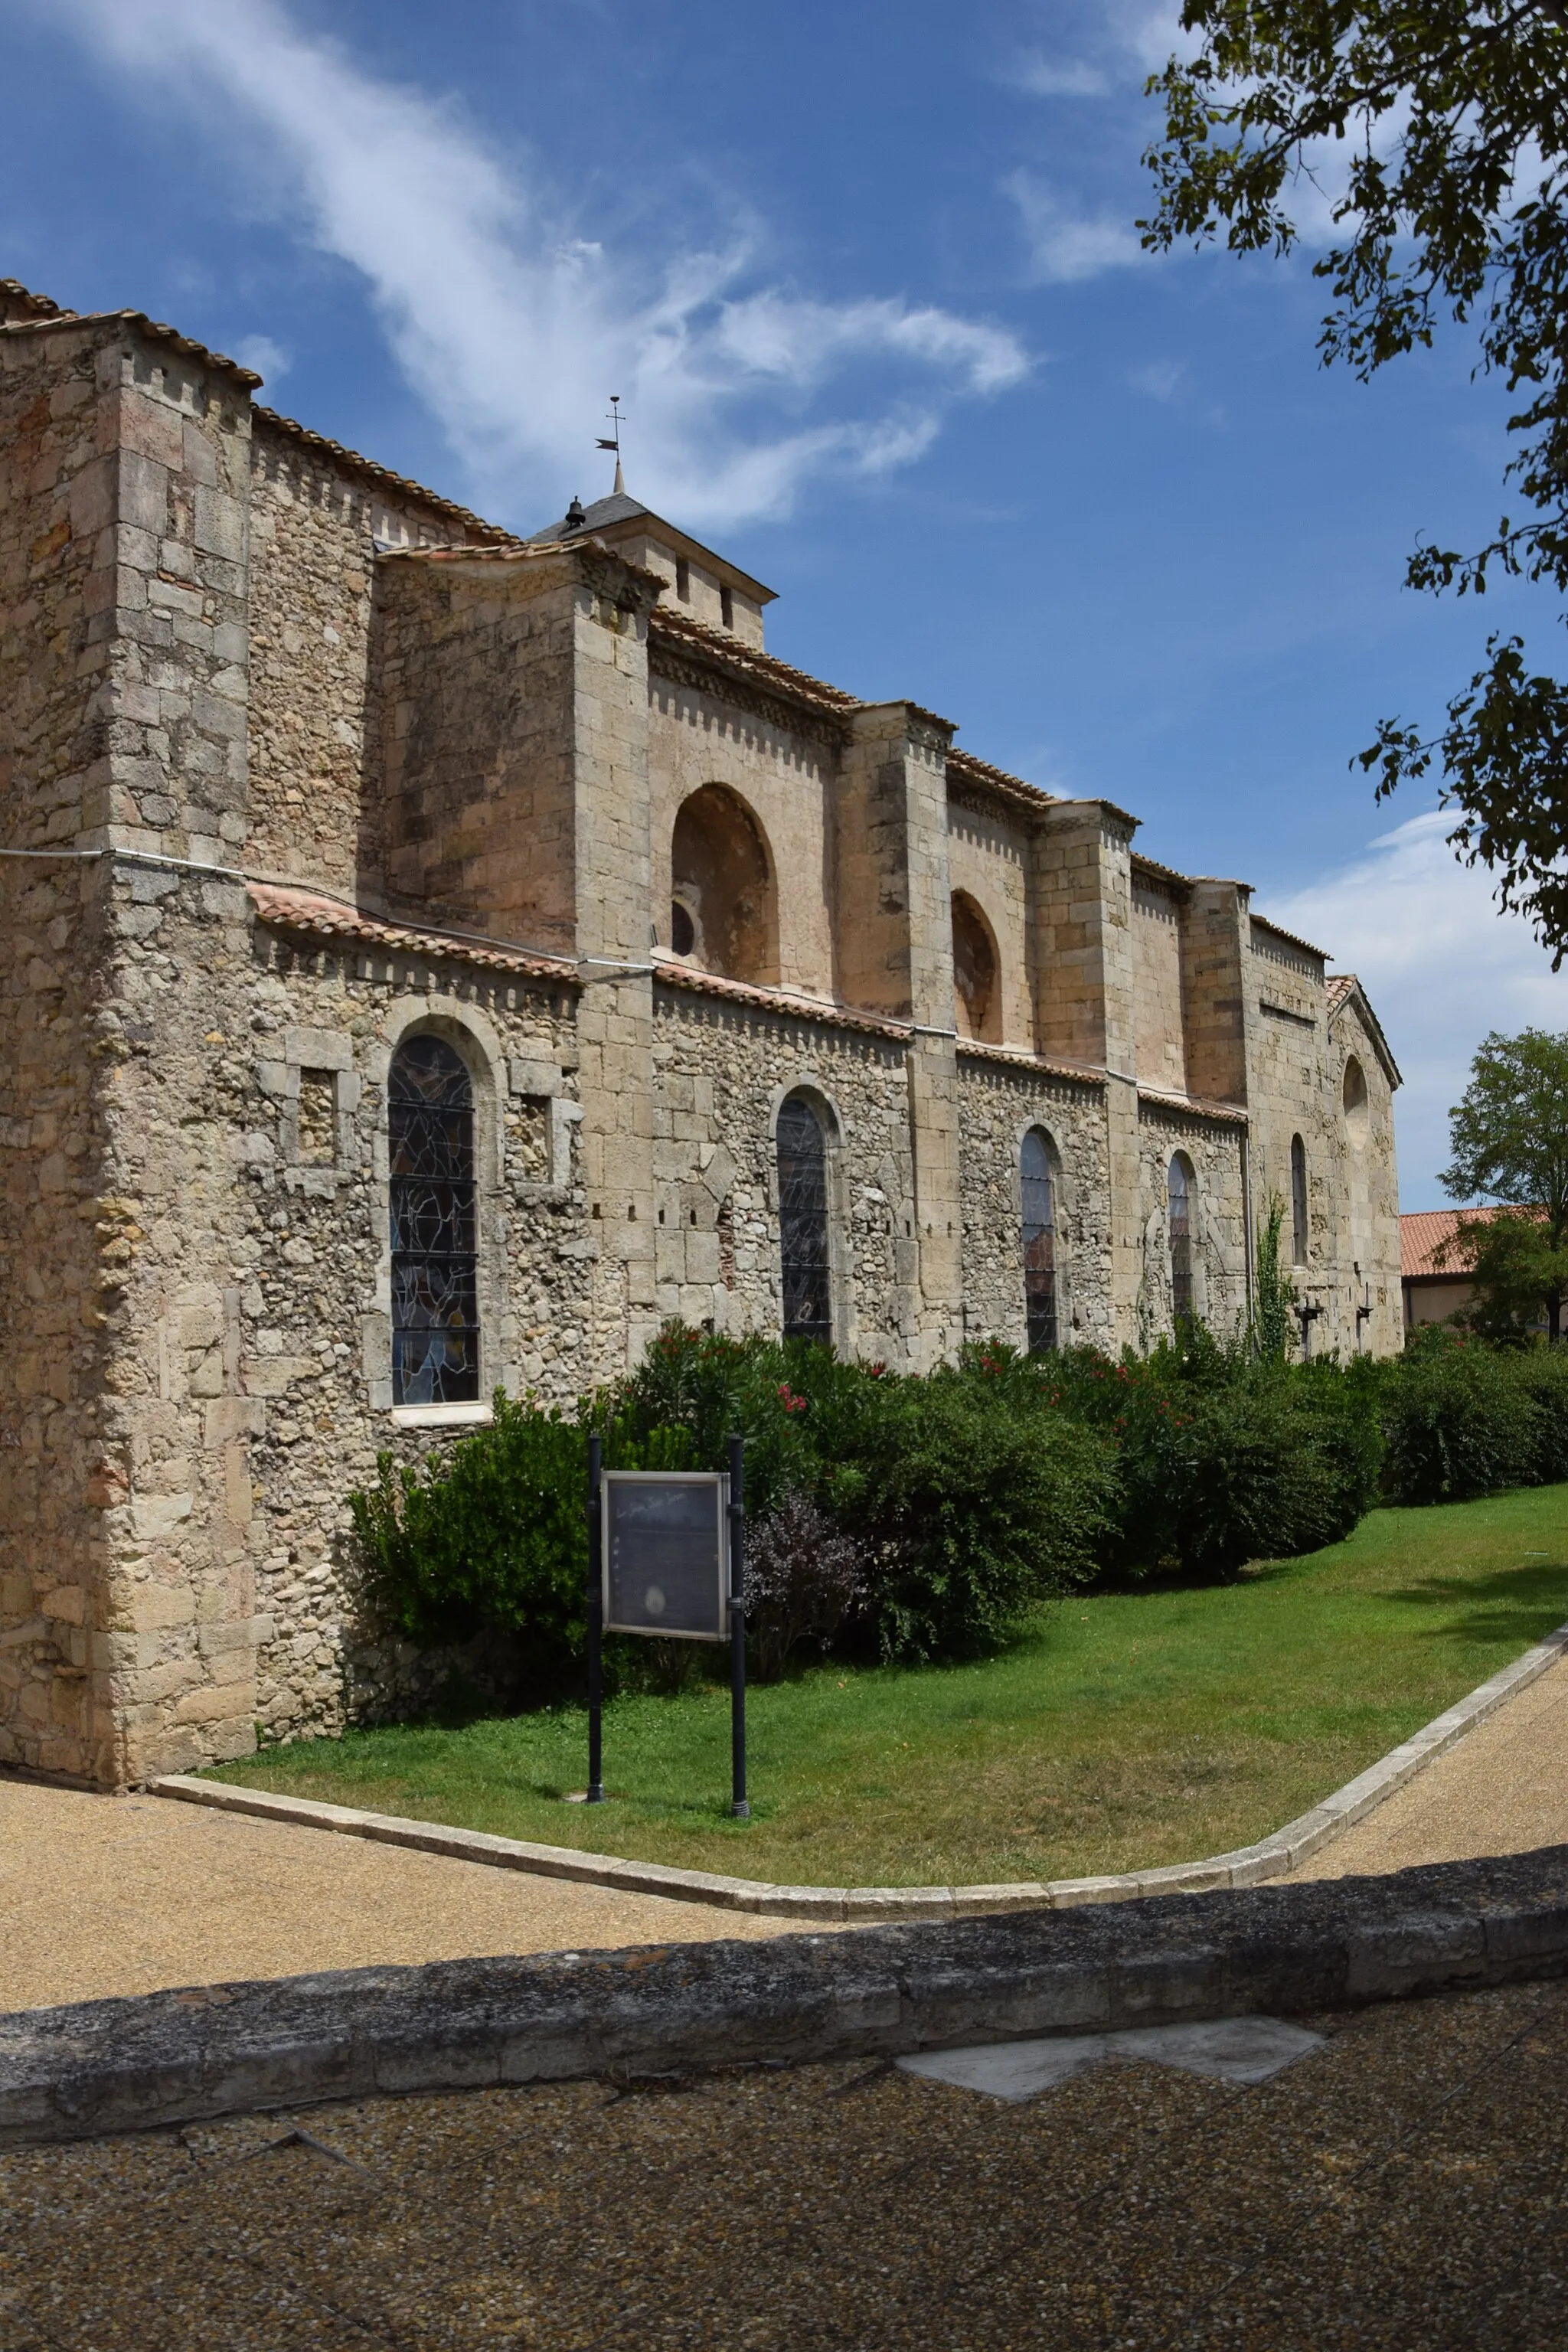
[0, 322, 118, 1779]
[1131, 872, 1188, 1096]
[956, 1060, 1112, 1350]
[650, 989, 915, 1361]
[647, 678, 838, 998]
[946, 797, 1032, 1050]
[1134, 1103, 1250, 1345]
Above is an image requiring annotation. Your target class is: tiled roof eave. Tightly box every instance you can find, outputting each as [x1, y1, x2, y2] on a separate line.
[956, 1039, 1107, 1086]
[1137, 1083, 1250, 1127]
[247, 884, 578, 984]
[652, 962, 911, 1039]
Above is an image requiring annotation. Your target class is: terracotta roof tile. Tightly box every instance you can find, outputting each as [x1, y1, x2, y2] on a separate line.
[1400, 1204, 1534, 1279]
[253, 410, 518, 544]
[2, 296, 263, 388]
[247, 884, 575, 982]
[1251, 912, 1328, 963]
[652, 960, 911, 1039]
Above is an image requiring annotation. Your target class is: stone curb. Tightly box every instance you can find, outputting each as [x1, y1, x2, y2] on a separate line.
[5, 1849, 1568, 2149]
[149, 1620, 1568, 1922]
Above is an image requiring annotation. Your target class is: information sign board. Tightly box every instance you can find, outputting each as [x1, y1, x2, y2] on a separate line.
[601, 1471, 730, 1642]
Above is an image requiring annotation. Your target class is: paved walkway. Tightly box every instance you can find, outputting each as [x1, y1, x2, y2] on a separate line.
[3, 1977, 1564, 2347]
[5, 1649, 1568, 2015]
[0, 1778, 795, 2015]
[1285, 1646, 1568, 1882]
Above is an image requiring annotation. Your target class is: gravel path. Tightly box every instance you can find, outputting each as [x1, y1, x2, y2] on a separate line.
[2, 1977, 1563, 2347]
[1285, 1646, 1568, 1882]
[0, 1778, 801, 2014]
[5, 1647, 1567, 2016]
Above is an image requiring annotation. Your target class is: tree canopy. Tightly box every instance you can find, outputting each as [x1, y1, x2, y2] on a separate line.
[1141, 0, 1568, 962]
[1439, 1026, 1568, 1335]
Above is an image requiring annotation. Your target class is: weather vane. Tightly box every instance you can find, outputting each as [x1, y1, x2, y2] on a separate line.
[596, 397, 626, 494]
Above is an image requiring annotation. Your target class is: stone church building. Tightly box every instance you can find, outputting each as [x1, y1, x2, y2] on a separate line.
[0, 282, 1400, 1786]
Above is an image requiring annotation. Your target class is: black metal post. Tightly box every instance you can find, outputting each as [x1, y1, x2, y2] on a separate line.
[727, 1431, 749, 1820]
[586, 1432, 605, 1804]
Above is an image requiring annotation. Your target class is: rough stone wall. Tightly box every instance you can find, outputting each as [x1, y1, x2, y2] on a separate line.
[1135, 1104, 1250, 1344]
[646, 676, 838, 997]
[90, 875, 592, 1760]
[1181, 882, 1249, 1106]
[650, 990, 916, 1362]
[956, 1060, 1112, 1350]
[1241, 921, 1387, 1357]
[946, 796, 1032, 1050]
[1132, 876, 1187, 1096]
[375, 552, 582, 948]
[1325, 994, 1401, 1358]
[244, 422, 478, 897]
[0, 315, 259, 1783]
[0, 856, 113, 1780]
[0, 322, 117, 1778]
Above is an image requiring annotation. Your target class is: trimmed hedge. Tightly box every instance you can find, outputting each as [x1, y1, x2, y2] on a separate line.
[348, 1321, 1568, 1688]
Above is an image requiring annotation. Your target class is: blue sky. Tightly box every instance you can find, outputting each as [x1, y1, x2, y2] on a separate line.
[5, 0, 1566, 1203]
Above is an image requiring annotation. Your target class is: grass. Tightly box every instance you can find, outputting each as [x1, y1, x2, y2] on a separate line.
[207, 1486, 1568, 1887]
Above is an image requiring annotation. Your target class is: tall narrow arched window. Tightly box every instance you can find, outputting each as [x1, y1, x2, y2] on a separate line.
[1021, 1128, 1058, 1354]
[390, 1035, 480, 1405]
[1289, 1133, 1309, 1267]
[776, 1093, 831, 1344]
[1168, 1154, 1194, 1321]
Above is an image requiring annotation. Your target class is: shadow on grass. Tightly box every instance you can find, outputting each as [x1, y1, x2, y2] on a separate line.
[1387, 1560, 1568, 1648]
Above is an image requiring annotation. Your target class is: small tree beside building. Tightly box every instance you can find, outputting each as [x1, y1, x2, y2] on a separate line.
[1438, 1030, 1568, 1342]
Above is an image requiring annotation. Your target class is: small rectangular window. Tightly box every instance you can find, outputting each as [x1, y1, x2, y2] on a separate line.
[676, 557, 691, 601]
[296, 1070, 337, 1165]
[720, 583, 734, 630]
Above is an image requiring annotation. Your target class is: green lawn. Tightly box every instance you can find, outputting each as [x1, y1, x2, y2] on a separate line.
[207, 1486, 1568, 1887]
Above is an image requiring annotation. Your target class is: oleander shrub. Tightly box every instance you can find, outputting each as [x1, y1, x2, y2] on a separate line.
[1380, 1328, 1557, 1504]
[346, 1319, 1566, 1700]
[1024, 1331, 1383, 1578]
[351, 1392, 694, 1689]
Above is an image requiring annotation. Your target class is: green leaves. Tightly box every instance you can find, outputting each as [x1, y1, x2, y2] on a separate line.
[1143, 0, 1568, 956]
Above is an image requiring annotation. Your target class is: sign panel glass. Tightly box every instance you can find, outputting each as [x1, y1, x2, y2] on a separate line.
[603, 1472, 728, 1642]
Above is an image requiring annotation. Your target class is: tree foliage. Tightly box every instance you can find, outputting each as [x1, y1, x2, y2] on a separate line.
[1438, 1025, 1568, 1333]
[1141, 0, 1568, 960]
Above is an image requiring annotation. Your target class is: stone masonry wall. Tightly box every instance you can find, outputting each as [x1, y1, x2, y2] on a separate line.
[90, 871, 591, 1762]
[946, 796, 1032, 1051]
[244, 422, 478, 897]
[646, 678, 839, 998]
[0, 322, 118, 1779]
[651, 988, 917, 1362]
[956, 1059, 1112, 1351]
[1135, 1103, 1249, 1345]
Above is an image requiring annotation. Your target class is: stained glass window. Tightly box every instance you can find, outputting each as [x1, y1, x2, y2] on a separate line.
[390, 1035, 480, 1406]
[1021, 1128, 1057, 1354]
[1168, 1155, 1194, 1321]
[1290, 1134, 1309, 1266]
[777, 1093, 831, 1344]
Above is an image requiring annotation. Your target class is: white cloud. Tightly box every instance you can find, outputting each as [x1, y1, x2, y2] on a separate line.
[1011, 54, 1111, 99]
[1266, 812, 1568, 1204]
[1005, 171, 1147, 285]
[234, 333, 289, 383]
[1129, 358, 1185, 400]
[50, 0, 1027, 531]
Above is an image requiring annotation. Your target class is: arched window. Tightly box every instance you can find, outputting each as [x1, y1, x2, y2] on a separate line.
[1168, 1154, 1194, 1321]
[1342, 1055, 1369, 1150]
[776, 1093, 831, 1344]
[670, 783, 777, 983]
[951, 892, 1001, 1044]
[390, 1035, 479, 1405]
[1289, 1133, 1309, 1266]
[1021, 1128, 1058, 1354]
